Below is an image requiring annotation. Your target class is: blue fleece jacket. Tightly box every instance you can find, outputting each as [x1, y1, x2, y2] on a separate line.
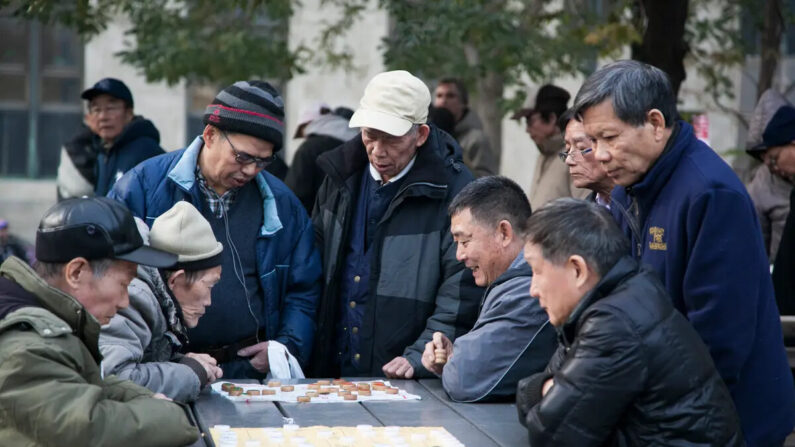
[108, 137, 322, 368]
[611, 121, 795, 446]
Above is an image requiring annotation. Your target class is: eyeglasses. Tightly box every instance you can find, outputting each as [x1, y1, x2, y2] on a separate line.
[87, 104, 126, 116]
[221, 132, 274, 169]
[558, 147, 593, 162]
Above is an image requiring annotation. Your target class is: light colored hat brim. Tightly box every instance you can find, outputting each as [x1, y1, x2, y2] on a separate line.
[176, 241, 224, 263]
[349, 107, 413, 136]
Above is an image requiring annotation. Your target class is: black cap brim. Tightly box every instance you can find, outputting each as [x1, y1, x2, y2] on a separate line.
[115, 245, 177, 268]
[81, 87, 132, 106]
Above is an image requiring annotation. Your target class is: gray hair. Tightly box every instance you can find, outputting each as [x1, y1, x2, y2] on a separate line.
[449, 176, 532, 234]
[523, 198, 629, 276]
[572, 60, 678, 128]
[35, 258, 113, 280]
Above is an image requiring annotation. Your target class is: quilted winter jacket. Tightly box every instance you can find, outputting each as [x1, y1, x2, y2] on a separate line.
[0, 257, 198, 447]
[517, 256, 744, 447]
[310, 125, 482, 377]
[108, 136, 322, 367]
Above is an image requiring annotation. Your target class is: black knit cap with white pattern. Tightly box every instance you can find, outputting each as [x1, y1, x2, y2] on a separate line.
[203, 80, 285, 152]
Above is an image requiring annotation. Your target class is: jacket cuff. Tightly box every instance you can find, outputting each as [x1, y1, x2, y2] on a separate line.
[516, 372, 553, 426]
[178, 357, 208, 388]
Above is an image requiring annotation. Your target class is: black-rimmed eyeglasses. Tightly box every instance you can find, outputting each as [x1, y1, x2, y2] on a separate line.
[221, 132, 275, 169]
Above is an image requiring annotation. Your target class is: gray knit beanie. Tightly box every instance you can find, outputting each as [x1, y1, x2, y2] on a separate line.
[203, 80, 285, 152]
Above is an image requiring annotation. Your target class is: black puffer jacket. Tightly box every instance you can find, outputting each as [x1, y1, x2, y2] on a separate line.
[517, 256, 744, 447]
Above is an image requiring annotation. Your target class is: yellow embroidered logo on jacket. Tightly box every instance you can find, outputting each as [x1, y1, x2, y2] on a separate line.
[649, 226, 667, 251]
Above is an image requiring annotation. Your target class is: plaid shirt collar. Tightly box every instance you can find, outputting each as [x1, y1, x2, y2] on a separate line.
[196, 166, 238, 219]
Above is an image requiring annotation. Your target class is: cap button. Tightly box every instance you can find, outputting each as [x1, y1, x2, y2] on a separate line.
[86, 225, 96, 235]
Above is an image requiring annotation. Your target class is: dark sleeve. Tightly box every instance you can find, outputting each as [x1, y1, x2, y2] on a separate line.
[285, 143, 319, 213]
[526, 308, 646, 446]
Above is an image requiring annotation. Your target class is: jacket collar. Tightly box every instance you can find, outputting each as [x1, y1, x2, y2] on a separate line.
[167, 136, 283, 236]
[0, 257, 101, 360]
[318, 126, 453, 195]
[559, 256, 639, 345]
[621, 121, 688, 214]
[491, 249, 532, 288]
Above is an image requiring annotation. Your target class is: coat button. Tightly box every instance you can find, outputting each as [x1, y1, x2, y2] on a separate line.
[352, 327, 359, 334]
[349, 301, 356, 309]
[354, 275, 361, 283]
[354, 353, 360, 361]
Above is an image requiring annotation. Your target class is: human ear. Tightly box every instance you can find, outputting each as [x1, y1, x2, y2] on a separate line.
[568, 254, 591, 288]
[497, 220, 514, 246]
[647, 109, 667, 141]
[64, 257, 91, 289]
[167, 269, 186, 291]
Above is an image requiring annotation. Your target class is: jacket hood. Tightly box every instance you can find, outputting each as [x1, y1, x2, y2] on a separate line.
[305, 113, 359, 142]
[0, 270, 41, 320]
[0, 256, 103, 361]
[560, 255, 638, 344]
[101, 116, 161, 150]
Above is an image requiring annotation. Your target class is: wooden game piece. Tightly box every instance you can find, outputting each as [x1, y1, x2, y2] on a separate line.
[280, 385, 295, 392]
[342, 384, 356, 391]
[337, 390, 351, 396]
[267, 380, 281, 387]
[318, 388, 331, 394]
[228, 388, 243, 396]
[372, 381, 385, 386]
[385, 387, 399, 394]
[297, 396, 311, 402]
[332, 379, 346, 385]
[261, 389, 276, 395]
[305, 391, 318, 397]
[317, 380, 331, 385]
[246, 389, 261, 396]
[344, 394, 358, 401]
[372, 384, 387, 391]
[221, 383, 234, 392]
[307, 383, 320, 390]
[358, 389, 371, 396]
[357, 383, 371, 391]
[434, 348, 447, 365]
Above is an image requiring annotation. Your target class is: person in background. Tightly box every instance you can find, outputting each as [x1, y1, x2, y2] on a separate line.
[514, 85, 589, 210]
[312, 70, 481, 379]
[427, 105, 457, 138]
[745, 90, 792, 263]
[101, 201, 224, 402]
[572, 59, 795, 446]
[0, 220, 33, 265]
[285, 105, 359, 212]
[55, 115, 99, 201]
[434, 78, 499, 176]
[109, 80, 321, 380]
[421, 176, 556, 402]
[0, 197, 198, 446]
[80, 78, 164, 196]
[517, 198, 743, 447]
[558, 109, 614, 207]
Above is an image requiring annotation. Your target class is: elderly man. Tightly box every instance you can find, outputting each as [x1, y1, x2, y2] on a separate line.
[433, 78, 498, 176]
[0, 197, 197, 446]
[572, 59, 795, 446]
[73, 78, 164, 197]
[557, 109, 614, 206]
[101, 201, 224, 402]
[110, 80, 321, 379]
[312, 70, 481, 379]
[517, 199, 743, 446]
[420, 176, 556, 402]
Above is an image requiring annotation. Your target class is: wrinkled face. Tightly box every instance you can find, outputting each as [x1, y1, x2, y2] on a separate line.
[88, 94, 133, 143]
[433, 83, 465, 122]
[201, 127, 274, 194]
[524, 242, 582, 327]
[76, 260, 138, 325]
[762, 142, 795, 178]
[525, 112, 558, 146]
[362, 126, 426, 182]
[170, 266, 221, 328]
[451, 209, 506, 287]
[581, 100, 660, 187]
[564, 119, 611, 190]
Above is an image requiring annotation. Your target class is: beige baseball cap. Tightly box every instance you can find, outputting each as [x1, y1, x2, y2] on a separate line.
[349, 70, 431, 136]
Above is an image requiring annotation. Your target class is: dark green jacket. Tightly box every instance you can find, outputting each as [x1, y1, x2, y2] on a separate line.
[0, 257, 198, 447]
[310, 126, 482, 377]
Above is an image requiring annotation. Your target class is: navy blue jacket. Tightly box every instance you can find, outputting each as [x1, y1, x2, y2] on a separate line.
[611, 121, 795, 446]
[108, 137, 322, 366]
[94, 116, 163, 196]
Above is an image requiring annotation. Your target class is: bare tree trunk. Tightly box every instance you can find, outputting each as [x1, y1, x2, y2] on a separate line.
[758, 0, 783, 97]
[471, 72, 505, 167]
[631, 0, 689, 97]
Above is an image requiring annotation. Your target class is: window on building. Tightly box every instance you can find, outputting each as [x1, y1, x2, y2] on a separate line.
[0, 17, 83, 178]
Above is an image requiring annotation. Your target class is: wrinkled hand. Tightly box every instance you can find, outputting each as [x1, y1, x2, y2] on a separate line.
[421, 332, 453, 375]
[185, 352, 223, 382]
[153, 393, 172, 401]
[238, 341, 270, 373]
[542, 378, 554, 397]
[382, 356, 415, 379]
